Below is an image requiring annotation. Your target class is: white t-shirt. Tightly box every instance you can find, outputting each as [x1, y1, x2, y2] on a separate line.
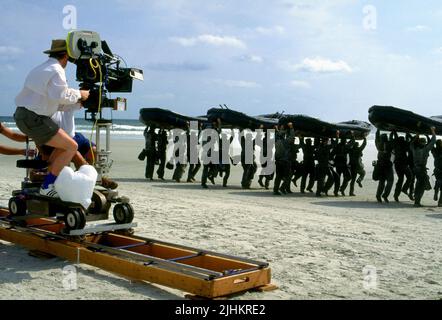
[15, 58, 81, 117]
[52, 108, 82, 138]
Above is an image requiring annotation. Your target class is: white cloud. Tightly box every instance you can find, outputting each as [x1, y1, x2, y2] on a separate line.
[171, 34, 246, 49]
[285, 1, 350, 31]
[406, 25, 431, 32]
[249, 55, 264, 63]
[213, 79, 261, 88]
[0, 64, 16, 72]
[255, 25, 285, 36]
[290, 80, 311, 89]
[288, 57, 353, 74]
[0, 46, 23, 55]
[386, 54, 412, 61]
[236, 54, 264, 63]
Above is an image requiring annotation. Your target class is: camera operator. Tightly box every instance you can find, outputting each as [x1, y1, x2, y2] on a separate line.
[14, 39, 90, 198]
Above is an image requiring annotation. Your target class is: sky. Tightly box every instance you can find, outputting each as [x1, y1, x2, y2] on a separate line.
[1, 0, 442, 121]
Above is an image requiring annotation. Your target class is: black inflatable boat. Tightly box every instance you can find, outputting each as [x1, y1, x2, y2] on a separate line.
[368, 105, 442, 135]
[279, 115, 371, 140]
[139, 108, 207, 129]
[206, 108, 278, 129]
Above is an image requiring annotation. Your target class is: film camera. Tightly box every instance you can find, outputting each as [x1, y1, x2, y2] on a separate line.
[66, 30, 143, 120]
[66, 30, 143, 179]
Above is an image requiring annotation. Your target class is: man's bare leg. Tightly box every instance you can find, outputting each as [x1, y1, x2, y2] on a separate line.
[38, 129, 77, 196]
[45, 129, 78, 175]
[72, 152, 88, 170]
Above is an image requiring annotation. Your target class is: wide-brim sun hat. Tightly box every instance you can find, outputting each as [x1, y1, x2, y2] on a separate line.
[43, 39, 67, 54]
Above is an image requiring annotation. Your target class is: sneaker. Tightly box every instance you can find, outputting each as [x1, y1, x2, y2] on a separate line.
[101, 177, 118, 190]
[40, 185, 59, 198]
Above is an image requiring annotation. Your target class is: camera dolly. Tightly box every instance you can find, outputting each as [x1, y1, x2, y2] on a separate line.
[8, 153, 135, 235]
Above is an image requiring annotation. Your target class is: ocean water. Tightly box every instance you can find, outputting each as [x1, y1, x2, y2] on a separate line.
[0, 116, 146, 140]
[0, 115, 377, 143]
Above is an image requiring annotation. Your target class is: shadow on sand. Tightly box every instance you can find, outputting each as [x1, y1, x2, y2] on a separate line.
[0, 245, 183, 299]
[228, 191, 317, 198]
[311, 200, 418, 210]
[153, 183, 247, 191]
[115, 178, 155, 183]
[426, 213, 442, 219]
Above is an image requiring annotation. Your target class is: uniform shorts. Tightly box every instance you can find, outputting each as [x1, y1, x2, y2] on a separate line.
[14, 107, 59, 146]
[74, 132, 95, 156]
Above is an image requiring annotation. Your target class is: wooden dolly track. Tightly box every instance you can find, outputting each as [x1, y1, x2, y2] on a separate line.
[0, 208, 275, 299]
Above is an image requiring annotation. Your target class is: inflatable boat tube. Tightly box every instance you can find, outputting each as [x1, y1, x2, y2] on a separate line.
[139, 108, 205, 129]
[207, 108, 278, 129]
[279, 115, 372, 140]
[368, 105, 442, 135]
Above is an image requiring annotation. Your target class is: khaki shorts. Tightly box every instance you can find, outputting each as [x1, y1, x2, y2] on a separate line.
[14, 107, 59, 146]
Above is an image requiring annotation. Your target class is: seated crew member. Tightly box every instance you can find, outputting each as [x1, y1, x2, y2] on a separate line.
[0, 122, 35, 156]
[51, 110, 118, 189]
[14, 39, 90, 198]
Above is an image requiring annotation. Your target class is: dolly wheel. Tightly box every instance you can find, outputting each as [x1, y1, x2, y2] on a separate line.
[113, 203, 135, 224]
[65, 209, 87, 231]
[89, 191, 108, 215]
[8, 197, 27, 216]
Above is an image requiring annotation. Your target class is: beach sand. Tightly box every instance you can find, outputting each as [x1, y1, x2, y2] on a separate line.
[0, 135, 441, 300]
